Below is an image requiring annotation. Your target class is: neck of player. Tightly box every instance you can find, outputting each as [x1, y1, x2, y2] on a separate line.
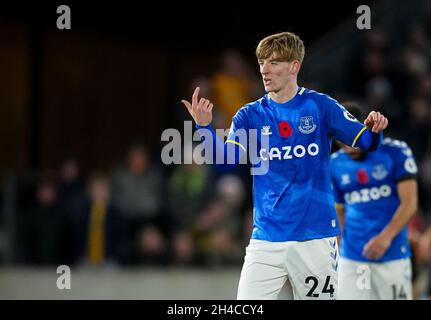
[269, 83, 299, 104]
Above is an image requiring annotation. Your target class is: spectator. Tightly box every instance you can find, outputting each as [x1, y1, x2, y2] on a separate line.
[168, 143, 213, 231]
[136, 224, 170, 265]
[57, 156, 86, 264]
[18, 177, 69, 265]
[192, 174, 245, 266]
[364, 76, 403, 134]
[211, 49, 260, 127]
[418, 135, 431, 211]
[406, 97, 431, 162]
[168, 143, 214, 265]
[75, 171, 125, 268]
[111, 141, 167, 264]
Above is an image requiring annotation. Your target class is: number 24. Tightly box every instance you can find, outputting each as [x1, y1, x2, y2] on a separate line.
[305, 276, 335, 297]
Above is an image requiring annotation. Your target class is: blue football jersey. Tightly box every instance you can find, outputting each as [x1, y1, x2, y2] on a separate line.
[330, 138, 418, 262]
[226, 87, 367, 241]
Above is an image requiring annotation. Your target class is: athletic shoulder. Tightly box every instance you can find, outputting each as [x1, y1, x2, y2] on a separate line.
[231, 96, 266, 127]
[234, 96, 267, 117]
[380, 137, 414, 157]
[300, 88, 348, 120]
[302, 88, 340, 107]
[381, 137, 418, 178]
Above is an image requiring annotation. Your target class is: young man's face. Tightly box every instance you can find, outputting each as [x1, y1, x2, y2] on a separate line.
[340, 143, 364, 160]
[258, 53, 297, 93]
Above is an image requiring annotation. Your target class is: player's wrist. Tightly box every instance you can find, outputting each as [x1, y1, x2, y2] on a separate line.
[380, 229, 395, 242]
[196, 121, 211, 127]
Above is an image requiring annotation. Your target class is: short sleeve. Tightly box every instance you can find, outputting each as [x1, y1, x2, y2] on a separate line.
[332, 180, 345, 204]
[330, 158, 345, 204]
[387, 140, 418, 181]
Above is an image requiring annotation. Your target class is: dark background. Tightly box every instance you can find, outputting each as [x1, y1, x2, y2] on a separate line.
[0, 0, 373, 175]
[1, 0, 431, 299]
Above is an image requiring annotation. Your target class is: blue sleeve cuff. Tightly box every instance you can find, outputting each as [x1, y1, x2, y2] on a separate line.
[356, 129, 382, 151]
[368, 131, 382, 151]
[196, 124, 211, 129]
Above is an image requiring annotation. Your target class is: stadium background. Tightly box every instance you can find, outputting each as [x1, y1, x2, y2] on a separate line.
[0, 0, 430, 299]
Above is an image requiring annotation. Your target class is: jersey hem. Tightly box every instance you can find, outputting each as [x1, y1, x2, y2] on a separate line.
[251, 230, 340, 242]
[340, 253, 411, 263]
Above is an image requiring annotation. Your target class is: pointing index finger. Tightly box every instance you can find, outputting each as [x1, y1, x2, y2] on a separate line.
[192, 87, 200, 107]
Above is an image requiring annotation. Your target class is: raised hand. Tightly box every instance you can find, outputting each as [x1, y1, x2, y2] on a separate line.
[364, 111, 388, 133]
[181, 87, 214, 126]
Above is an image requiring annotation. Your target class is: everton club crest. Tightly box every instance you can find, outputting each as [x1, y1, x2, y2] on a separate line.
[298, 116, 316, 134]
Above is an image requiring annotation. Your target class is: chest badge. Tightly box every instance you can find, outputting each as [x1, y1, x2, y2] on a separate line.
[298, 116, 316, 134]
[371, 164, 388, 180]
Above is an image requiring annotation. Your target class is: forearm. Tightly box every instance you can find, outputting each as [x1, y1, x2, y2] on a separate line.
[355, 129, 382, 151]
[380, 201, 417, 240]
[335, 205, 345, 248]
[195, 124, 246, 170]
[335, 204, 345, 232]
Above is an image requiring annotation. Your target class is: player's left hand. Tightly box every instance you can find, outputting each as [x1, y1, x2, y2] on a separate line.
[364, 111, 388, 133]
[363, 233, 393, 260]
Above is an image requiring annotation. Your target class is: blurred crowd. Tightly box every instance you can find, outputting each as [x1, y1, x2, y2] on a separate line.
[0, 14, 431, 299]
[0, 48, 261, 272]
[12, 145, 253, 269]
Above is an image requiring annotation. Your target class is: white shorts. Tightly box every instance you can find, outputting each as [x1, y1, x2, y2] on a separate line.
[237, 237, 339, 300]
[338, 257, 412, 300]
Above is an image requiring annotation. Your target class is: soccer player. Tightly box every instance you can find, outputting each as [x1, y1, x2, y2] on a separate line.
[330, 102, 418, 300]
[181, 32, 388, 300]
